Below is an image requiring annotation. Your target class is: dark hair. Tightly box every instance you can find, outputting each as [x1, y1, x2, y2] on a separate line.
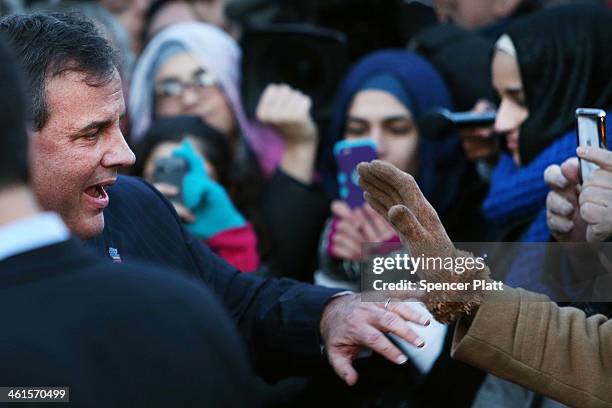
[142, 0, 172, 44]
[141, 0, 200, 45]
[133, 115, 232, 188]
[0, 12, 119, 130]
[0, 36, 28, 189]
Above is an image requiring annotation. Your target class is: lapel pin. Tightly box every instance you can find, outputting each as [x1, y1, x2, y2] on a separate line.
[108, 247, 122, 263]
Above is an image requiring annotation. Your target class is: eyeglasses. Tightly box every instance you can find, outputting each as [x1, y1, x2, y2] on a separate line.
[155, 69, 217, 98]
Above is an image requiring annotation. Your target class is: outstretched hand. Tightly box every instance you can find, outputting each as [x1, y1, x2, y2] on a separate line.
[356, 160, 453, 258]
[357, 160, 491, 323]
[320, 293, 429, 386]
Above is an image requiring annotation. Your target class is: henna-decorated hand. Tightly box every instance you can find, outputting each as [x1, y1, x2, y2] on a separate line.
[357, 160, 491, 323]
[357, 160, 452, 257]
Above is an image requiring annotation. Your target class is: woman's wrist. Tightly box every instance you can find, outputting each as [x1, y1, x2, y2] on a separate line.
[420, 249, 491, 324]
[280, 138, 318, 184]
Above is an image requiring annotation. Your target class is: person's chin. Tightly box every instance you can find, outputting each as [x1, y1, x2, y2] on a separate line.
[71, 212, 105, 239]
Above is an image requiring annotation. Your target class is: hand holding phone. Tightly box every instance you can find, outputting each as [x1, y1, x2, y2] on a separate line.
[153, 157, 188, 205]
[575, 146, 612, 242]
[172, 140, 246, 239]
[576, 108, 607, 183]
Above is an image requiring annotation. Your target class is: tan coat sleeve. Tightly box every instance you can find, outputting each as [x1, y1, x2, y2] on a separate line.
[451, 287, 612, 408]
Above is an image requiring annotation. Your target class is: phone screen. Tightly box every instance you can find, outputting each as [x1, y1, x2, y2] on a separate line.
[334, 139, 378, 208]
[576, 109, 606, 183]
[153, 157, 187, 204]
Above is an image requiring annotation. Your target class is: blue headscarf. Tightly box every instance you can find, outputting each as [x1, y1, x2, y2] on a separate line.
[320, 49, 469, 215]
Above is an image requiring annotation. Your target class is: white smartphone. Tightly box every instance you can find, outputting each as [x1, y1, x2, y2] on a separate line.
[576, 108, 607, 184]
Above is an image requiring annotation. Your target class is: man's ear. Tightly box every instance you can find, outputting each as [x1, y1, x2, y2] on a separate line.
[493, 0, 521, 19]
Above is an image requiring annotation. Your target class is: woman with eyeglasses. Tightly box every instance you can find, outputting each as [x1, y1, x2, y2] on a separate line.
[129, 22, 327, 280]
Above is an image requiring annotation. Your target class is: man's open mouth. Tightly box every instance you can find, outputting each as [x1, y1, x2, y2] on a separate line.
[83, 179, 115, 209]
[84, 184, 107, 199]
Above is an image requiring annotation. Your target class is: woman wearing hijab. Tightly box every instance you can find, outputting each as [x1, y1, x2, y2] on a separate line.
[480, 3, 612, 297]
[453, 4, 612, 406]
[310, 50, 487, 408]
[129, 22, 327, 277]
[129, 22, 285, 170]
[317, 49, 485, 290]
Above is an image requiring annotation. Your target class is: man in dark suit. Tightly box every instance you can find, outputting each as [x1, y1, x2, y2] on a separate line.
[0, 11, 429, 386]
[0, 37, 256, 407]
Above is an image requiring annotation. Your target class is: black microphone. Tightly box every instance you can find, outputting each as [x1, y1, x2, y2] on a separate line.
[418, 108, 496, 140]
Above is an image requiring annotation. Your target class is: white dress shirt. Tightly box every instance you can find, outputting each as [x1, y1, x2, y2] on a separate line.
[0, 212, 70, 262]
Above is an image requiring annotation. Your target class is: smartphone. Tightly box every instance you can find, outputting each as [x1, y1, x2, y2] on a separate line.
[153, 157, 187, 204]
[576, 108, 607, 184]
[334, 139, 378, 208]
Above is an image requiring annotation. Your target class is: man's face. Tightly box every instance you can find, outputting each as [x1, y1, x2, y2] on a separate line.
[29, 69, 135, 239]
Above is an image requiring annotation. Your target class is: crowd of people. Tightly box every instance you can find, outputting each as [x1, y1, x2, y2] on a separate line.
[0, 0, 611, 407]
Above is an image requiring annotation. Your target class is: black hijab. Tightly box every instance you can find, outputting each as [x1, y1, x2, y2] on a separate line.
[505, 4, 612, 165]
